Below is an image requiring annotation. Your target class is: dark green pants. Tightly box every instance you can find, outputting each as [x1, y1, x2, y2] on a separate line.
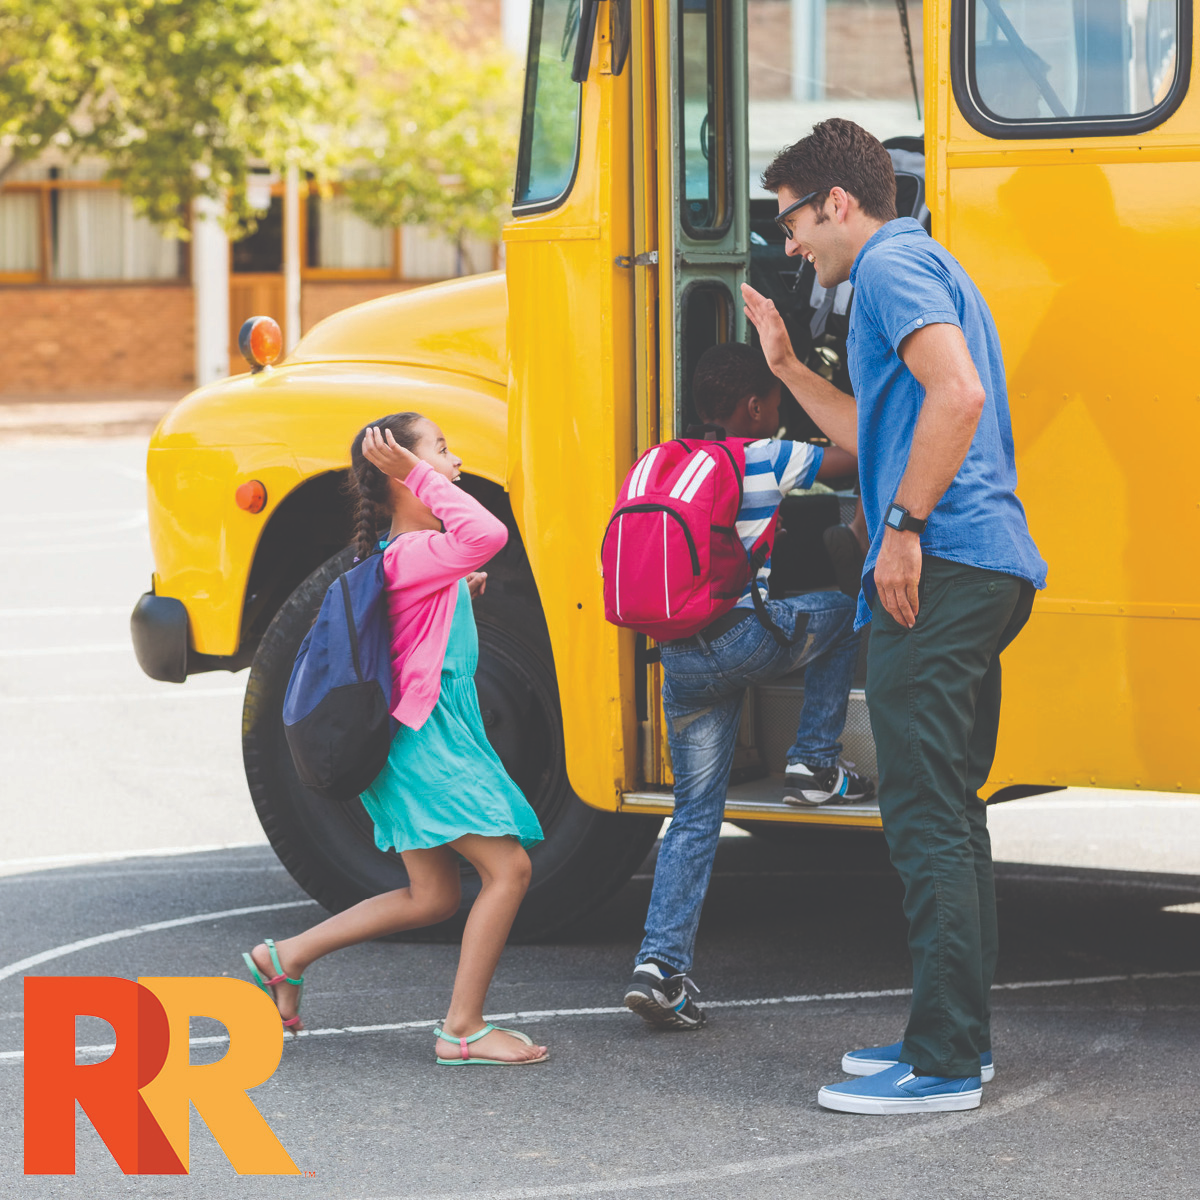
[866, 555, 1035, 1077]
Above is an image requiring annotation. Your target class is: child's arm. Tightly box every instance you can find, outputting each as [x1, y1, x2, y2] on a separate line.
[403, 461, 508, 574]
[768, 438, 826, 497]
[361, 429, 506, 596]
[817, 445, 858, 481]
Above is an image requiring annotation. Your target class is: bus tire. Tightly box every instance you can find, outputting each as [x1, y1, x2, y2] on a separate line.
[242, 548, 661, 943]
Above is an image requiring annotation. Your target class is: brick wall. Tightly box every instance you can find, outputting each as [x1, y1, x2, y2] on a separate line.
[0, 280, 454, 395]
[300, 280, 425, 332]
[0, 285, 194, 396]
[749, 0, 926, 101]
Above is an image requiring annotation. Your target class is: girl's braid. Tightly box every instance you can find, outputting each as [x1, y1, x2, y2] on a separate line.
[347, 412, 425, 560]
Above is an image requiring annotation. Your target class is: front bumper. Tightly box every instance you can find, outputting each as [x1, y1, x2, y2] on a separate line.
[130, 590, 189, 683]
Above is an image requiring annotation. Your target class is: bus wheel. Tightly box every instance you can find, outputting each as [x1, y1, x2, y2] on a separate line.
[242, 549, 662, 942]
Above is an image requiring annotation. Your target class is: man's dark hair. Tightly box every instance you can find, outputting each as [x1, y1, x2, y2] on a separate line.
[762, 117, 898, 224]
[691, 342, 776, 423]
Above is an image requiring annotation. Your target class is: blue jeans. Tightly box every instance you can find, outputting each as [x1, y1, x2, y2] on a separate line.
[637, 592, 859, 974]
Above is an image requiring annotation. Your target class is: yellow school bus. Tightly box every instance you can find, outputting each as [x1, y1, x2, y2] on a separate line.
[132, 0, 1199, 937]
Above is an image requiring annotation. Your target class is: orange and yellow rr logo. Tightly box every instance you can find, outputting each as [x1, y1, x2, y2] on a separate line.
[24, 977, 299, 1175]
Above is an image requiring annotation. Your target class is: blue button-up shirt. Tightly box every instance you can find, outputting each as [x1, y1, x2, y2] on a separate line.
[847, 218, 1047, 628]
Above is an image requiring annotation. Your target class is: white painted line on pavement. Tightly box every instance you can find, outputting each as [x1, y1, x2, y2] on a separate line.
[0, 509, 141, 525]
[0, 606, 130, 617]
[638, 868, 1200, 894]
[0, 643, 131, 658]
[632, 871, 827, 881]
[0, 840, 269, 871]
[1164, 902, 1200, 914]
[365, 1082, 1056, 1200]
[0, 512, 145, 535]
[0, 899, 316, 985]
[998, 796, 1200, 811]
[998, 871, 1200, 892]
[0, 687, 243, 703]
[2, 541, 149, 555]
[2, 969, 1196, 1063]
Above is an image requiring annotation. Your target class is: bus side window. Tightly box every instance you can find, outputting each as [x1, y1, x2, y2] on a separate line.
[678, 282, 733, 433]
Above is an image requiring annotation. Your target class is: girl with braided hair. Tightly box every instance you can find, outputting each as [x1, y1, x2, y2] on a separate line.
[244, 413, 547, 1065]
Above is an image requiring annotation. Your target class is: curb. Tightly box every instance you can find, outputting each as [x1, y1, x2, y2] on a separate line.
[0, 398, 179, 442]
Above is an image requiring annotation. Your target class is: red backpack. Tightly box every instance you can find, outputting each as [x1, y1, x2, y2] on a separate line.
[601, 435, 792, 644]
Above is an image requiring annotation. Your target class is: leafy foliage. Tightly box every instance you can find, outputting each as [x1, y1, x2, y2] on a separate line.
[0, 0, 519, 243]
[341, 21, 521, 247]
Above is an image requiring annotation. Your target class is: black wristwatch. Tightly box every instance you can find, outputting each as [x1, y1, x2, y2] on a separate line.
[884, 502, 927, 534]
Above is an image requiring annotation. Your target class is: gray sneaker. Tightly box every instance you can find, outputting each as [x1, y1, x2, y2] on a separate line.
[623, 963, 706, 1030]
[783, 760, 875, 806]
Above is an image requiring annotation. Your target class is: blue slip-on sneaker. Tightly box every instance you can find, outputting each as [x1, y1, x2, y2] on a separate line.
[841, 1040, 994, 1083]
[818, 1062, 982, 1114]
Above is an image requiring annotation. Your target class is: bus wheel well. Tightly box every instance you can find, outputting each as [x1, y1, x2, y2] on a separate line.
[232, 470, 533, 665]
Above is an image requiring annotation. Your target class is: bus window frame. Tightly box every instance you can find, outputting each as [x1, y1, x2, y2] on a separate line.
[950, 0, 1193, 139]
[678, 0, 734, 241]
[512, 0, 584, 217]
[677, 279, 734, 428]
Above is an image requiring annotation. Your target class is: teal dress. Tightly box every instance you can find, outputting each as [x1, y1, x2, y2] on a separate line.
[360, 578, 544, 853]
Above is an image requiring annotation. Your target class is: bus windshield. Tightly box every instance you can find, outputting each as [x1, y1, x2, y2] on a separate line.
[514, 0, 583, 211]
[747, 0, 925, 194]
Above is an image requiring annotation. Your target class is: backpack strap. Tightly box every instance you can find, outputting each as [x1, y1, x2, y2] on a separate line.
[746, 542, 809, 649]
[339, 574, 365, 683]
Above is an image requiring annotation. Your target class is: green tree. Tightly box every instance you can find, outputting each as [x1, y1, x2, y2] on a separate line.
[0, 0, 519, 250]
[0, 0, 353, 235]
[339, 20, 521, 258]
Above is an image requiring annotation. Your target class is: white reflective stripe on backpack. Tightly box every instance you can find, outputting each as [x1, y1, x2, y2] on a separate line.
[629, 446, 661, 498]
[615, 515, 624, 619]
[679, 454, 716, 503]
[662, 512, 670, 618]
[669, 451, 709, 499]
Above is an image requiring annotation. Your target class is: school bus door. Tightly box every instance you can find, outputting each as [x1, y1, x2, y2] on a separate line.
[503, 0, 640, 811]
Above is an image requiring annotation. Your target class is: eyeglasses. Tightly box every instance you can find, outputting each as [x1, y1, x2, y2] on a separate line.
[773, 189, 822, 239]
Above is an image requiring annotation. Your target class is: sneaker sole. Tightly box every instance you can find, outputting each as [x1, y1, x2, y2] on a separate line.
[817, 1085, 982, 1114]
[783, 789, 875, 807]
[841, 1054, 995, 1084]
[623, 988, 705, 1031]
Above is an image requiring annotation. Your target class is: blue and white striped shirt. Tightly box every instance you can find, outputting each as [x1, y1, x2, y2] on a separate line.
[734, 438, 823, 608]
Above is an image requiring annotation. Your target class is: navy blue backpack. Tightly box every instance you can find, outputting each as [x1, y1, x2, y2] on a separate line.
[282, 547, 398, 803]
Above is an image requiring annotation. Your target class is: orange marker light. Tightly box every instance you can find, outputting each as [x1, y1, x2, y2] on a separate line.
[238, 316, 283, 372]
[236, 481, 267, 514]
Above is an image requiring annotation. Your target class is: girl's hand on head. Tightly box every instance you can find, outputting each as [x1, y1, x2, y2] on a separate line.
[466, 571, 487, 598]
[362, 426, 421, 481]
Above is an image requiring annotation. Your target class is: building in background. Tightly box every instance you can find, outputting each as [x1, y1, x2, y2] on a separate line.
[0, 0, 529, 398]
[0, 1, 919, 399]
[0, 161, 497, 396]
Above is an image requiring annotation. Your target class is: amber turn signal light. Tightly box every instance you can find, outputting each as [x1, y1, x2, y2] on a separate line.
[238, 316, 283, 372]
[236, 480, 267, 514]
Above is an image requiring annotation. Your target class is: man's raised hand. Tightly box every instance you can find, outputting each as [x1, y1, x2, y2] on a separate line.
[741, 283, 797, 378]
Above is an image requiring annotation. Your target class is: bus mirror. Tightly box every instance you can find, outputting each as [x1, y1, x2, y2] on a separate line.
[571, 0, 600, 83]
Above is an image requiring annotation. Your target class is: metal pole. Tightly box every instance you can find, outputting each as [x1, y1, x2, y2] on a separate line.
[191, 196, 230, 386]
[283, 165, 302, 352]
[501, 0, 532, 55]
[791, 0, 826, 103]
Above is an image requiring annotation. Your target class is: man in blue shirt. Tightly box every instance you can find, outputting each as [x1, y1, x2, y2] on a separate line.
[744, 118, 1046, 1114]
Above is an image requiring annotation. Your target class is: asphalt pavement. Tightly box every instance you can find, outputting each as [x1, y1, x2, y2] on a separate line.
[2, 434, 1199, 1199]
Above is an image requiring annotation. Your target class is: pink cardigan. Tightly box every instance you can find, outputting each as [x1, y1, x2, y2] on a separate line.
[381, 460, 508, 729]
